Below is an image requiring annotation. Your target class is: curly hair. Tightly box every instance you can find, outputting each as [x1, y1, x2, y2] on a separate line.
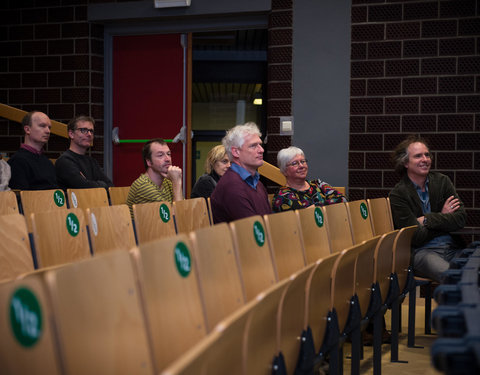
[392, 135, 432, 175]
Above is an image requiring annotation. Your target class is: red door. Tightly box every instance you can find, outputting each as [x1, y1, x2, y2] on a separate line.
[112, 34, 184, 187]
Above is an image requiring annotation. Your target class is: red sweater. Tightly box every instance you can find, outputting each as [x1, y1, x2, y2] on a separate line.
[211, 168, 272, 223]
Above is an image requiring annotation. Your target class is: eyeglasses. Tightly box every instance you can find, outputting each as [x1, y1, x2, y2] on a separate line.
[287, 159, 308, 167]
[76, 127, 94, 135]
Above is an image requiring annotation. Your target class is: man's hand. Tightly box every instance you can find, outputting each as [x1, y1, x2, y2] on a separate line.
[442, 195, 460, 214]
[167, 166, 182, 184]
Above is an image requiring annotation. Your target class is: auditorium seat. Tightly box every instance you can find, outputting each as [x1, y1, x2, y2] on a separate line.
[20, 189, 67, 232]
[133, 201, 176, 244]
[67, 187, 109, 210]
[295, 205, 332, 263]
[130, 234, 208, 372]
[108, 186, 130, 205]
[0, 214, 34, 281]
[173, 197, 211, 234]
[0, 272, 62, 374]
[263, 210, 307, 280]
[229, 215, 277, 301]
[0, 190, 19, 215]
[367, 197, 394, 236]
[44, 250, 156, 374]
[346, 199, 375, 244]
[85, 204, 136, 254]
[190, 223, 246, 332]
[31, 208, 91, 268]
[322, 202, 354, 253]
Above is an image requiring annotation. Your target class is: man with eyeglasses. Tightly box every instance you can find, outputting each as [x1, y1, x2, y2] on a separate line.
[8, 111, 59, 190]
[211, 122, 271, 223]
[55, 115, 113, 189]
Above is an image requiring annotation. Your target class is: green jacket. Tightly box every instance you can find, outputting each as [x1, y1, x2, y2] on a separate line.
[389, 172, 466, 248]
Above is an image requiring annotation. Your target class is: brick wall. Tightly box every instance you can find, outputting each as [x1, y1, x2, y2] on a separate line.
[265, 0, 293, 182]
[0, 0, 105, 165]
[350, 0, 480, 231]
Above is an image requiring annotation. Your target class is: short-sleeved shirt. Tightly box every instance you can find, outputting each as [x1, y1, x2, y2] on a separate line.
[126, 173, 173, 216]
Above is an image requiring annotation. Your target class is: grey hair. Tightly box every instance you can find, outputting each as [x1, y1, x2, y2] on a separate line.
[392, 135, 431, 175]
[277, 146, 305, 174]
[222, 122, 261, 160]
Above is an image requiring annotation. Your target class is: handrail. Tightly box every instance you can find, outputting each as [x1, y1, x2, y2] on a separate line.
[0, 103, 68, 138]
[0, 103, 286, 184]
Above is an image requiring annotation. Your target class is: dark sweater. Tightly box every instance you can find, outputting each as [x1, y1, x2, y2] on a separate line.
[190, 171, 220, 199]
[8, 148, 58, 190]
[211, 168, 271, 224]
[55, 149, 113, 189]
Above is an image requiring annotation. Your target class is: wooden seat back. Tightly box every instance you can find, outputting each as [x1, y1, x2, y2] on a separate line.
[85, 204, 136, 254]
[295, 205, 332, 263]
[173, 198, 211, 234]
[108, 186, 130, 205]
[189, 223, 245, 332]
[278, 264, 315, 374]
[305, 252, 340, 352]
[0, 214, 34, 281]
[263, 210, 307, 280]
[44, 251, 155, 374]
[367, 197, 394, 235]
[346, 199, 374, 244]
[229, 215, 277, 301]
[20, 189, 67, 232]
[67, 187, 109, 210]
[0, 274, 62, 374]
[133, 202, 176, 244]
[31, 208, 91, 268]
[131, 234, 208, 372]
[0, 190, 19, 215]
[393, 226, 417, 293]
[322, 203, 354, 253]
[373, 230, 398, 303]
[243, 278, 291, 375]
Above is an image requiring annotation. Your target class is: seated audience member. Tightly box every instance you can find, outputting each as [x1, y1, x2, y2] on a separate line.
[211, 122, 271, 223]
[272, 146, 346, 212]
[0, 158, 11, 191]
[8, 111, 58, 190]
[389, 135, 466, 282]
[126, 138, 183, 215]
[55, 115, 113, 189]
[191, 145, 230, 199]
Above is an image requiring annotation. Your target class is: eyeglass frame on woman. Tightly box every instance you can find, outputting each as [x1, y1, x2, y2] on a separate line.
[287, 159, 308, 167]
[76, 127, 94, 135]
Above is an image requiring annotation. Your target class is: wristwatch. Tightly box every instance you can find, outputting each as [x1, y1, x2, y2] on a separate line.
[423, 216, 427, 226]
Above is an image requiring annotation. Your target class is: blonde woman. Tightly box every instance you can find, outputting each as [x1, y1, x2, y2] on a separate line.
[191, 145, 230, 198]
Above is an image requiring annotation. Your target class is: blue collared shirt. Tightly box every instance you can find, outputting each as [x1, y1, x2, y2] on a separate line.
[230, 162, 260, 190]
[413, 177, 430, 214]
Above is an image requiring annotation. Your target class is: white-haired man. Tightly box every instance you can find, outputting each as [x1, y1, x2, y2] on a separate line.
[211, 122, 271, 223]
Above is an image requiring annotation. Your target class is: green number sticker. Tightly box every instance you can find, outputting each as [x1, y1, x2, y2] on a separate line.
[53, 190, 65, 207]
[10, 287, 43, 347]
[66, 213, 80, 236]
[159, 204, 171, 223]
[360, 202, 368, 220]
[253, 221, 265, 247]
[314, 207, 324, 227]
[174, 241, 191, 277]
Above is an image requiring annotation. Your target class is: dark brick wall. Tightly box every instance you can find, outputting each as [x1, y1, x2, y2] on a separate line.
[0, 0, 105, 164]
[351, 0, 480, 232]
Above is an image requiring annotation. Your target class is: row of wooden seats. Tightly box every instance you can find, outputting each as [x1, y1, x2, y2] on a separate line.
[0, 197, 417, 374]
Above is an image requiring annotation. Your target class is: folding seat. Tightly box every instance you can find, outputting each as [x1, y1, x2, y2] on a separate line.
[173, 197, 211, 234]
[346, 199, 374, 244]
[0, 190, 19, 215]
[133, 201, 176, 244]
[20, 189, 67, 232]
[108, 186, 130, 205]
[322, 203, 354, 253]
[67, 187, 109, 210]
[263, 210, 307, 280]
[85, 204, 136, 254]
[0, 214, 34, 281]
[367, 197, 394, 236]
[229, 215, 277, 301]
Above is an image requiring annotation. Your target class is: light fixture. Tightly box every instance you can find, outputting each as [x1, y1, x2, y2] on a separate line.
[253, 92, 262, 106]
[154, 0, 191, 8]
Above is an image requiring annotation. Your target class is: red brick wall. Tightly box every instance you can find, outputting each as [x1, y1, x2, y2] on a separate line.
[350, 0, 480, 231]
[0, 1, 105, 165]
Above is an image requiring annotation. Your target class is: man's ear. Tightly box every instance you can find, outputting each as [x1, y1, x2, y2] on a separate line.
[68, 129, 75, 140]
[23, 125, 31, 135]
[231, 146, 240, 158]
[146, 158, 152, 168]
